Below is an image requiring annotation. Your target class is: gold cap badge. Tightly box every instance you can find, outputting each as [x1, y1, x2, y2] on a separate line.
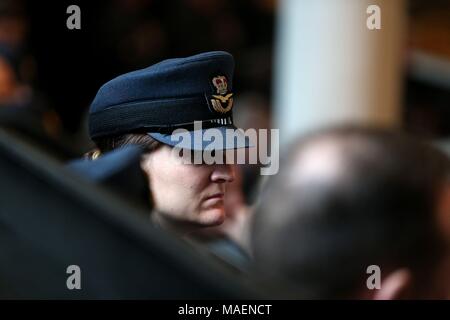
[211, 76, 233, 114]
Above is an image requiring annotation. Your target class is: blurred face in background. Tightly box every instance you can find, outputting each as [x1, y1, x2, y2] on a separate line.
[141, 145, 235, 230]
[0, 57, 17, 101]
[433, 183, 450, 298]
[0, 15, 28, 49]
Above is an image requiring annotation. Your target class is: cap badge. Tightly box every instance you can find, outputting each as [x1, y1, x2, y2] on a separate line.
[211, 76, 233, 114]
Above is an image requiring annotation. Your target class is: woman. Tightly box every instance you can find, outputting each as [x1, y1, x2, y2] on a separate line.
[87, 51, 249, 236]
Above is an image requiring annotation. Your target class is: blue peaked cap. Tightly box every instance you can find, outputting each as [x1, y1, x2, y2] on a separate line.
[89, 51, 249, 150]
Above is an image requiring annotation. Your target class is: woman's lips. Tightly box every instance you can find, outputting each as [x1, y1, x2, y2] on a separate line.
[203, 193, 225, 207]
[204, 193, 225, 200]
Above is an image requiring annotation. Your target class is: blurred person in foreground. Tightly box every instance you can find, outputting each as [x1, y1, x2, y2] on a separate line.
[251, 126, 450, 299]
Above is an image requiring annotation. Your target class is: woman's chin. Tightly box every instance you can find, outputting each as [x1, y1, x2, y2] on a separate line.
[198, 207, 226, 226]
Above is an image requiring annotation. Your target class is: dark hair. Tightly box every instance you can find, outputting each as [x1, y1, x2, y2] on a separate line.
[82, 133, 162, 210]
[251, 126, 450, 299]
[87, 133, 162, 159]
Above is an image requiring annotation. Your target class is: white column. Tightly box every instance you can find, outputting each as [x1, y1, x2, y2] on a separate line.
[274, 0, 407, 146]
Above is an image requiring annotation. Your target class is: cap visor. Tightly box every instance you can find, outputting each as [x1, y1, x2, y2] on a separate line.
[148, 126, 251, 151]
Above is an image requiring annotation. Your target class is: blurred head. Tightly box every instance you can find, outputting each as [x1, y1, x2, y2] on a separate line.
[0, 55, 17, 100]
[0, 44, 22, 103]
[252, 126, 450, 299]
[0, 1, 28, 50]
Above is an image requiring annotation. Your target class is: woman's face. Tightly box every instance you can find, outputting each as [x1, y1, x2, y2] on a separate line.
[141, 145, 235, 227]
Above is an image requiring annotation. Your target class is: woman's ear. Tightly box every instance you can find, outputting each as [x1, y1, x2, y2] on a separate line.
[373, 268, 412, 300]
[140, 153, 152, 175]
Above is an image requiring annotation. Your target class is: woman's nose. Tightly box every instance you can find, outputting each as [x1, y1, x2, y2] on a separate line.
[210, 164, 235, 184]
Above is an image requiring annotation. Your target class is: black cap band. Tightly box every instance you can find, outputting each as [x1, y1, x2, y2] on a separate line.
[89, 95, 233, 139]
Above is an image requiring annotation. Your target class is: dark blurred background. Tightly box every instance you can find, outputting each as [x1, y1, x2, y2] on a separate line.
[2, 0, 273, 135]
[0, 0, 448, 152]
